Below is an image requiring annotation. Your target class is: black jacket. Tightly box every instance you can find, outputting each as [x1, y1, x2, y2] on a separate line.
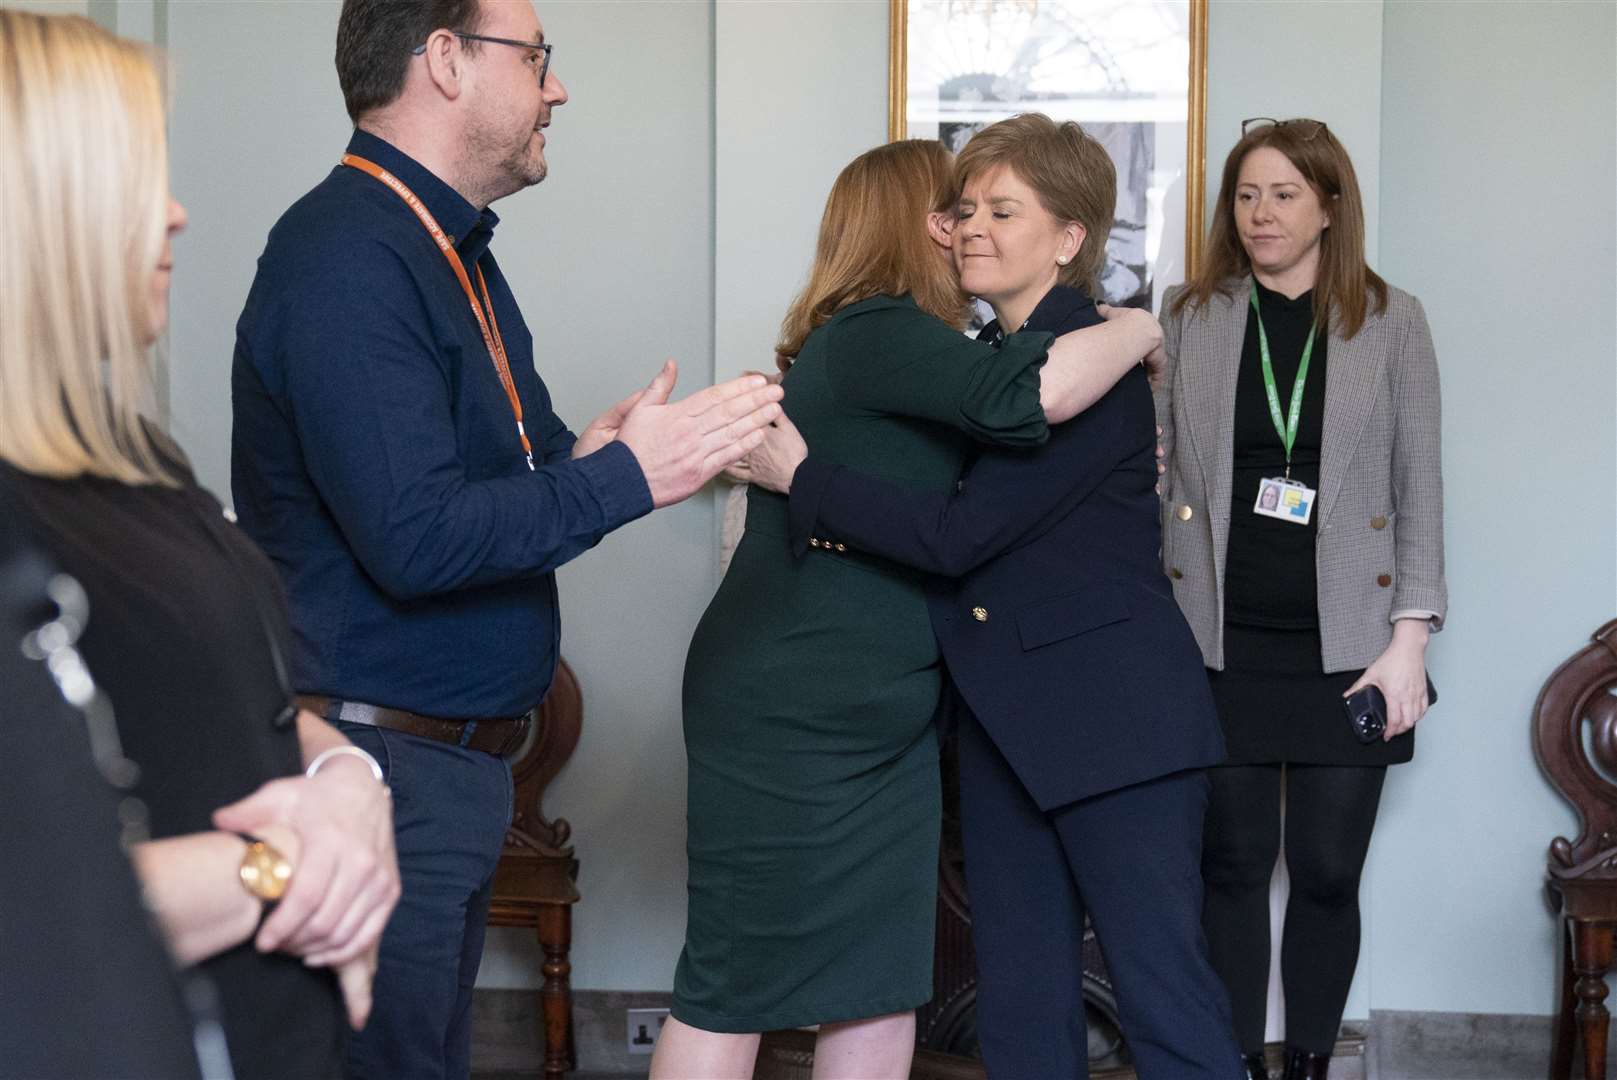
[0, 504, 202, 1080]
[788, 286, 1224, 809]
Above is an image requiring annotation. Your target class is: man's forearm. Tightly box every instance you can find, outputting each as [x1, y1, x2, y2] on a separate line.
[317, 443, 653, 603]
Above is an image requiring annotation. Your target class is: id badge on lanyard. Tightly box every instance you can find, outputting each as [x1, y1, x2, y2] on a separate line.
[1253, 476, 1316, 524]
[341, 154, 535, 471]
[1249, 281, 1316, 525]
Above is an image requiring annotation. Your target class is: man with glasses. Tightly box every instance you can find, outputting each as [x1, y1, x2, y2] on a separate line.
[230, 2, 782, 1076]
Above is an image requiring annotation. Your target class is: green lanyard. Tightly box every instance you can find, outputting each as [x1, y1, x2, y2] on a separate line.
[1249, 280, 1316, 480]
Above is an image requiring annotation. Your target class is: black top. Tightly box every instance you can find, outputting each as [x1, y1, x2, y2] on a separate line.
[2, 461, 344, 1079]
[0, 512, 202, 1080]
[1224, 279, 1329, 630]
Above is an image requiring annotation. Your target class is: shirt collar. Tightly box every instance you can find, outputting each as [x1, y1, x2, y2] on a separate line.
[345, 129, 500, 263]
[1021, 285, 1097, 334]
[975, 285, 1097, 344]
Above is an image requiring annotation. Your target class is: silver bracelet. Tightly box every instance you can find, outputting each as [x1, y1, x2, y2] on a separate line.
[305, 744, 385, 784]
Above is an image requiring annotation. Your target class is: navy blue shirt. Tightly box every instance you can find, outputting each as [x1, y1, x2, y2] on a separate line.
[232, 130, 653, 719]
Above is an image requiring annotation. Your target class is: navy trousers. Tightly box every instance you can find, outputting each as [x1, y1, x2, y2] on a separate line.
[956, 708, 1242, 1080]
[336, 722, 512, 1080]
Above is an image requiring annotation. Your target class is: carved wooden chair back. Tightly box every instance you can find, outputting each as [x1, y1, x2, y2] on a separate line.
[1534, 620, 1617, 882]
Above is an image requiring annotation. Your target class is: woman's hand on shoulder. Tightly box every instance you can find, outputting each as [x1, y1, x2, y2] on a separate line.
[1344, 619, 1432, 740]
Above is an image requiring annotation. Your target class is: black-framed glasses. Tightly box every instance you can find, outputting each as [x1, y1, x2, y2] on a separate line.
[1242, 117, 1327, 140]
[413, 32, 552, 88]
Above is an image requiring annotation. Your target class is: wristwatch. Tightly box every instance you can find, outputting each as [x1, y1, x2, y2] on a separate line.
[236, 832, 293, 901]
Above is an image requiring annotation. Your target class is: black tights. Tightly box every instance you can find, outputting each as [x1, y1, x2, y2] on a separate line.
[1200, 763, 1386, 1055]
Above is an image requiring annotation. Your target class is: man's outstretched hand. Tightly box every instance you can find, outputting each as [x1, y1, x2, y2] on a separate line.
[614, 361, 784, 508]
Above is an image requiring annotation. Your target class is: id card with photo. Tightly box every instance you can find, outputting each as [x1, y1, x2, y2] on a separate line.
[1253, 477, 1316, 525]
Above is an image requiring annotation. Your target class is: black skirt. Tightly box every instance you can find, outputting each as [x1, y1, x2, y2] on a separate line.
[1208, 624, 1415, 767]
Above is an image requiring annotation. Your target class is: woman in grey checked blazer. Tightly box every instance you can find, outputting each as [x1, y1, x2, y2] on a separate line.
[1156, 119, 1446, 1080]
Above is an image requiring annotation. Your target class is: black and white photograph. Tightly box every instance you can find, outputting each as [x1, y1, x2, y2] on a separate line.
[899, 0, 1199, 310]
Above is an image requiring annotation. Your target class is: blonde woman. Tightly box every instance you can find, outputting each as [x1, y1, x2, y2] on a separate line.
[653, 139, 1164, 1079]
[0, 13, 398, 1077]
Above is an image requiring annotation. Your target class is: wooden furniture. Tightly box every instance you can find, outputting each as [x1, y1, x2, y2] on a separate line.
[488, 658, 583, 1080]
[1533, 619, 1617, 1079]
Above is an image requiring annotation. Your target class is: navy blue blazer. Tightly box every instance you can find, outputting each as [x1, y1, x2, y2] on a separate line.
[787, 286, 1225, 810]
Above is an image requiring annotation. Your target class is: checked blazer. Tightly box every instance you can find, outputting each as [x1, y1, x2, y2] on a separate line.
[1155, 275, 1447, 673]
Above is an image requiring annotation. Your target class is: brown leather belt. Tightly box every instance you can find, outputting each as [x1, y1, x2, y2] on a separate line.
[295, 695, 529, 756]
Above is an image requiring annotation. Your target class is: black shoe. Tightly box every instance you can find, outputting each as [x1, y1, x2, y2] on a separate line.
[1281, 1047, 1330, 1080]
[1241, 1051, 1270, 1080]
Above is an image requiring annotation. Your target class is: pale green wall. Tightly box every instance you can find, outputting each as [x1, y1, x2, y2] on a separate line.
[163, 0, 350, 498]
[475, 0, 723, 992]
[713, 1, 889, 385]
[1203, 0, 1383, 262]
[1369, 0, 1617, 1016]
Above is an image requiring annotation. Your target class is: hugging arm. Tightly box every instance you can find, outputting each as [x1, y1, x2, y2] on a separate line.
[826, 300, 1159, 444]
[1152, 294, 1186, 515]
[1039, 305, 1164, 423]
[826, 303, 1053, 447]
[785, 381, 1133, 574]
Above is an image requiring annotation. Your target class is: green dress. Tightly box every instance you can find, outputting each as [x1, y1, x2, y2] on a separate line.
[673, 295, 1053, 1033]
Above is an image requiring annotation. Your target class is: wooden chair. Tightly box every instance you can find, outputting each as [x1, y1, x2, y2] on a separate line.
[1533, 619, 1617, 1079]
[489, 657, 583, 1080]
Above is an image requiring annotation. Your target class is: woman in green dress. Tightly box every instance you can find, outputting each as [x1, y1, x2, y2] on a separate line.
[651, 139, 1164, 1080]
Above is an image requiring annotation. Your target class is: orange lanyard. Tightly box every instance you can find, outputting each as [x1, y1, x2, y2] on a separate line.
[341, 153, 534, 470]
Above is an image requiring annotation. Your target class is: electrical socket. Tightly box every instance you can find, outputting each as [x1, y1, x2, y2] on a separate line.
[626, 1007, 670, 1055]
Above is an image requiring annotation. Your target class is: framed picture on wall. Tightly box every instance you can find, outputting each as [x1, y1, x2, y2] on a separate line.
[889, 0, 1208, 314]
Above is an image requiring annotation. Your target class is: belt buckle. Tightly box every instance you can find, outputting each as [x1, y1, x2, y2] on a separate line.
[493, 714, 529, 757]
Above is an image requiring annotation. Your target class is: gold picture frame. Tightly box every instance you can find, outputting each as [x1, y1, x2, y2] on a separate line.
[890, 0, 1209, 295]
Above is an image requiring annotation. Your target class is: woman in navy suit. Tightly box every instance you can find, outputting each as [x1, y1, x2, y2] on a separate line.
[745, 114, 1241, 1080]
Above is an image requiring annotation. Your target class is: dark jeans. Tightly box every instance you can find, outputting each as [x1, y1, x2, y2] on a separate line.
[336, 722, 513, 1080]
[1201, 763, 1387, 1055]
